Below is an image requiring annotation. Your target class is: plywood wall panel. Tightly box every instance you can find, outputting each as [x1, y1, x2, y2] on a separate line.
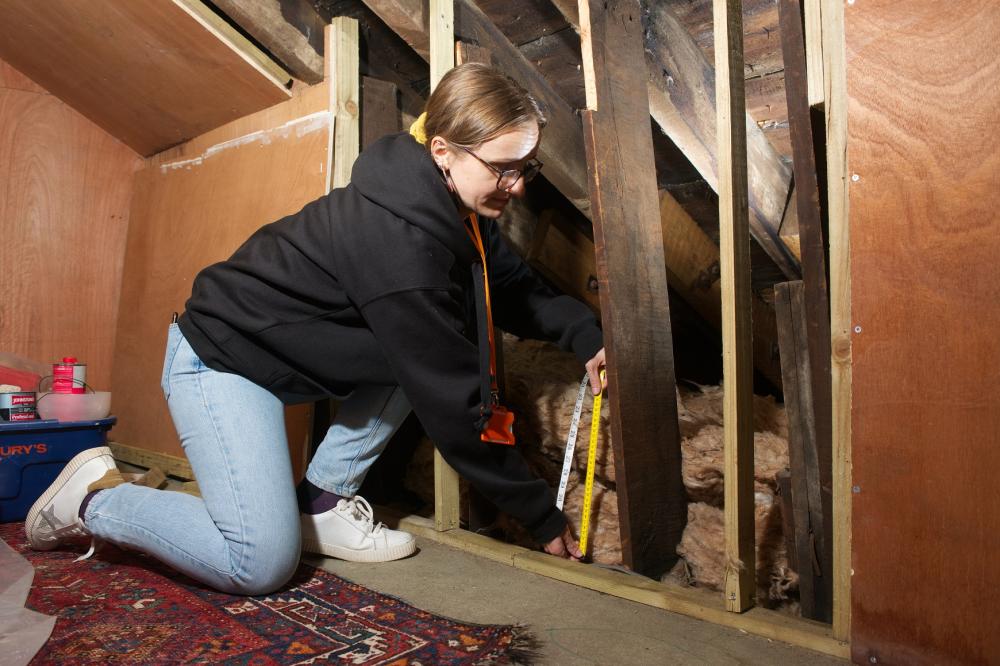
[847, 3, 1000, 663]
[0, 59, 139, 390]
[110, 83, 330, 476]
[0, 0, 292, 156]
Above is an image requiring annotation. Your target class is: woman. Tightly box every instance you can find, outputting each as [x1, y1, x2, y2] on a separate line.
[25, 63, 606, 595]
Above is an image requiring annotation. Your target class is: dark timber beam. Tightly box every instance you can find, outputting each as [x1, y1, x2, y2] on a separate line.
[778, 0, 833, 622]
[552, 0, 801, 281]
[211, 0, 326, 82]
[362, 0, 429, 60]
[578, 0, 686, 578]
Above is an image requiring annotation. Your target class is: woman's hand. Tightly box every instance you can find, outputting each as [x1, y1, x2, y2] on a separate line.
[544, 525, 584, 561]
[585, 348, 607, 396]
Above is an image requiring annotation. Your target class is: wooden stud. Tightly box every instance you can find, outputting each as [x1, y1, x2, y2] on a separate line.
[361, 77, 401, 148]
[578, 0, 687, 579]
[804, 0, 825, 108]
[429, 0, 454, 90]
[529, 198, 784, 388]
[427, 0, 461, 533]
[325, 18, 360, 192]
[821, 0, 850, 643]
[775, 469, 799, 572]
[713, 0, 756, 612]
[774, 280, 826, 619]
[778, 0, 834, 622]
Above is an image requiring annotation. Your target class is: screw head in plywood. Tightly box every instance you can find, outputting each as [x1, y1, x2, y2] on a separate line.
[854, 325, 862, 334]
[851, 173, 860, 181]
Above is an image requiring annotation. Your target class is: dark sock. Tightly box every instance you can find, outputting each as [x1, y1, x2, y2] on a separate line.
[78, 490, 102, 522]
[296, 478, 347, 515]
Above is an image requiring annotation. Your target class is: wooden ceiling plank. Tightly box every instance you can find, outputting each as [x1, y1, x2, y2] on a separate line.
[0, 0, 292, 156]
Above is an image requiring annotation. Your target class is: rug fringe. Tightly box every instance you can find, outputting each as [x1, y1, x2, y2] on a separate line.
[485, 623, 542, 666]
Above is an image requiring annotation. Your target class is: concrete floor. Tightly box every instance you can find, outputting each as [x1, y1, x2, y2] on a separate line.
[125, 464, 844, 664]
[306, 537, 847, 666]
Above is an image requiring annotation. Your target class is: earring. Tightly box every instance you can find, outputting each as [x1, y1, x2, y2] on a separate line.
[440, 166, 455, 193]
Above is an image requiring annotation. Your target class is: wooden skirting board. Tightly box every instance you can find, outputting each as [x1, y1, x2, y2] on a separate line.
[109, 441, 193, 481]
[393, 515, 850, 660]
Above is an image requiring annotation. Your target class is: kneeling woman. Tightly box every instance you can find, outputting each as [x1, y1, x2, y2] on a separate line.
[25, 63, 606, 595]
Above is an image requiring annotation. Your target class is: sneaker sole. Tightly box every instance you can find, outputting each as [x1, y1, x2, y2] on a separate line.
[25, 446, 114, 551]
[302, 537, 417, 563]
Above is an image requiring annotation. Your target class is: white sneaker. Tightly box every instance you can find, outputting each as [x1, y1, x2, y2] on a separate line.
[301, 495, 417, 562]
[25, 446, 118, 551]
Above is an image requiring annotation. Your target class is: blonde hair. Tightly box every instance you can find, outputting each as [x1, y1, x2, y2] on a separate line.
[423, 63, 547, 150]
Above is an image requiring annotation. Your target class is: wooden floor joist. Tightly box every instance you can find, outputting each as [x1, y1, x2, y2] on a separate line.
[578, 0, 687, 578]
[713, 0, 757, 613]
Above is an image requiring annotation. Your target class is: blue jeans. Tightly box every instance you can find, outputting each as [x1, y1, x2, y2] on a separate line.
[84, 324, 411, 594]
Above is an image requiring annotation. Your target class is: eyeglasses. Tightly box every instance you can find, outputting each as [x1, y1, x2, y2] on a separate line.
[455, 144, 543, 192]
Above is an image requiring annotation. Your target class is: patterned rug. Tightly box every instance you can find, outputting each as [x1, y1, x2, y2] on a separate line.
[1, 523, 537, 665]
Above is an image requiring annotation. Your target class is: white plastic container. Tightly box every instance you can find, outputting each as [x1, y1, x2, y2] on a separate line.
[35, 391, 112, 421]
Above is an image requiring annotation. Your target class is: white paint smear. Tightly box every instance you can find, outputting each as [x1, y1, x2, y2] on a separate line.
[159, 111, 331, 172]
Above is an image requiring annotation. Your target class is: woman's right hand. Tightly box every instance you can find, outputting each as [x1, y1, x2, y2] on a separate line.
[544, 525, 584, 561]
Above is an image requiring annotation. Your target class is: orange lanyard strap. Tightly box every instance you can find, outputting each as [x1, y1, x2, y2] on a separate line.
[463, 214, 499, 393]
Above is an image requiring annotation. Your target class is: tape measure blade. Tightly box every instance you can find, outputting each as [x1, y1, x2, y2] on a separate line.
[556, 375, 590, 510]
[579, 387, 603, 555]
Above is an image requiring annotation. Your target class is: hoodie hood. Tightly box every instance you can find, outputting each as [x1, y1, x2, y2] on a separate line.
[350, 131, 479, 266]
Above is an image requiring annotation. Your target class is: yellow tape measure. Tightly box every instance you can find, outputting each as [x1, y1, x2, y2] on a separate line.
[578, 370, 605, 556]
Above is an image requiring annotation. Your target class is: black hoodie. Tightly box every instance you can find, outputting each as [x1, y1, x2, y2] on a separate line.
[178, 130, 603, 543]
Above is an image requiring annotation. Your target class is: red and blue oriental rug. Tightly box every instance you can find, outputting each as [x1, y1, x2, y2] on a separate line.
[1, 523, 537, 665]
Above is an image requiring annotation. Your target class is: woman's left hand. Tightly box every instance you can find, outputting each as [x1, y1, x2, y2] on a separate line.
[585, 348, 607, 396]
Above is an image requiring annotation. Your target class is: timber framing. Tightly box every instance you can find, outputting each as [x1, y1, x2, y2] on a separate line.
[778, 0, 834, 622]
[100, 0, 855, 654]
[428, 0, 462, 533]
[821, 0, 851, 642]
[363, 0, 785, 386]
[550, 0, 801, 280]
[577, 0, 687, 578]
[713, 0, 756, 613]
[392, 514, 850, 659]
